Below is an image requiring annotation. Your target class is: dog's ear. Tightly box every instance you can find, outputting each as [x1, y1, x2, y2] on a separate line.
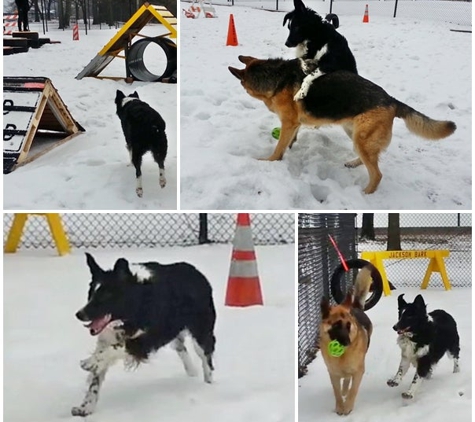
[414, 294, 426, 310]
[283, 11, 294, 26]
[85, 253, 105, 278]
[115, 90, 125, 100]
[397, 293, 407, 308]
[321, 297, 331, 319]
[294, 0, 306, 14]
[229, 66, 244, 81]
[131, 91, 139, 98]
[113, 258, 132, 279]
[238, 55, 256, 65]
[341, 290, 353, 308]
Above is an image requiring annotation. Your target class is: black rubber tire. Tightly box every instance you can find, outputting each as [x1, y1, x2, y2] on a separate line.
[325, 13, 340, 29]
[330, 258, 383, 311]
[127, 37, 177, 82]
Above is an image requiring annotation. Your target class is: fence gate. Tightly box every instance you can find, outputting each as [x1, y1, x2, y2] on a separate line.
[298, 213, 357, 377]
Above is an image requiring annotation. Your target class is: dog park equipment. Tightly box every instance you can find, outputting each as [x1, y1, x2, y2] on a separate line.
[3, 77, 85, 174]
[226, 14, 238, 46]
[73, 23, 79, 41]
[362, 4, 369, 23]
[183, 0, 217, 19]
[225, 213, 264, 307]
[360, 250, 452, 296]
[76, 2, 176, 83]
[3, 13, 17, 34]
[4, 213, 71, 256]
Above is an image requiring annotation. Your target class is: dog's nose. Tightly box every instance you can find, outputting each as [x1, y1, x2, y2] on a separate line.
[75, 309, 87, 321]
[285, 39, 294, 48]
[392, 324, 398, 331]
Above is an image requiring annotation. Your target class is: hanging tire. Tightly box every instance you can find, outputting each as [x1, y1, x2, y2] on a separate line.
[325, 13, 339, 29]
[330, 258, 383, 311]
[126, 37, 177, 82]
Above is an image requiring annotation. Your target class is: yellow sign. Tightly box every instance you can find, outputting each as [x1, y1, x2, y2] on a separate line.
[361, 249, 451, 296]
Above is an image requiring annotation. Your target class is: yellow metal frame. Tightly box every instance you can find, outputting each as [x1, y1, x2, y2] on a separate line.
[360, 250, 451, 296]
[4, 213, 71, 256]
[98, 2, 177, 58]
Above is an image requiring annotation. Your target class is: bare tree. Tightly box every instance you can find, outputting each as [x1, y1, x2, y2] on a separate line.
[387, 213, 402, 251]
[360, 213, 375, 240]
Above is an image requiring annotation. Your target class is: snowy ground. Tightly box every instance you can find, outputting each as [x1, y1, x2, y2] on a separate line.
[180, 4, 471, 209]
[3, 23, 177, 210]
[4, 244, 295, 422]
[299, 287, 471, 420]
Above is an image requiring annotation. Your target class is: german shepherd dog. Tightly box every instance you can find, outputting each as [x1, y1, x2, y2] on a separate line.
[115, 90, 168, 198]
[228, 56, 456, 194]
[387, 294, 460, 399]
[283, 0, 357, 100]
[72, 253, 216, 416]
[320, 266, 373, 415]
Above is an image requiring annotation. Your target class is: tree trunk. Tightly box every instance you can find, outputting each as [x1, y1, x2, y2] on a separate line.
[387, 214, 402, 251]
[360, 213, 375, 240]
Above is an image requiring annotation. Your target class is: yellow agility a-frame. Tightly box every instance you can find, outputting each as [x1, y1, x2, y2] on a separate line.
[76, 2, 177, 81]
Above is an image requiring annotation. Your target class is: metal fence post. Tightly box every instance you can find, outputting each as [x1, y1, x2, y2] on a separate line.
[393, 0, 399, 18]
[199, 213, 209, 244]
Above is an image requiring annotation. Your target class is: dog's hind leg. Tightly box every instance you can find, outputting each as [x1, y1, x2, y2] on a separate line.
[190, 331, 215, 384]
[171, 332, 198, 377]
[131, 153, 143, 197]
[328, 373, 345, 415]
[72, 370, 107, 417]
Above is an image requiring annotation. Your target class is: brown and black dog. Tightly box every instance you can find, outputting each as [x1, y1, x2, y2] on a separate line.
[319, 266, 373, 415]
[228, 56, 456, 194]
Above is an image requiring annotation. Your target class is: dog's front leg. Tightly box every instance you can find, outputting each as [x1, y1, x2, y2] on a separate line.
[262, 117, 300, 161]
[328, 373, 345, 415]
[402, 356, 431, 399]
[343, 370, 364, 415]
[71, 370, 107, 417]
[387, 355, 411, 387]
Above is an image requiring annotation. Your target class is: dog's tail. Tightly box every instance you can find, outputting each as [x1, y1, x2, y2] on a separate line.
[395, 100, 456, 140]
[353, 265, 373, 309]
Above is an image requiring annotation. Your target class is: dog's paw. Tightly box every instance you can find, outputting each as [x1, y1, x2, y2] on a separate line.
[136, 187, 143, 198]
[159, 177, 167, 188]
[71, 406, 92, 417]
[387, 378, 400, 387]
[401, 391, 414, 399]
[293, 90, 305, 101]
[80, 357, 98, 372]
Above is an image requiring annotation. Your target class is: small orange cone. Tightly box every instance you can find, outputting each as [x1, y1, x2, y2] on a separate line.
[363, 4, 369, 23]
[226, 14, 238, 46]
[73, 23, 79, 40]
[225, 213, 263, 307]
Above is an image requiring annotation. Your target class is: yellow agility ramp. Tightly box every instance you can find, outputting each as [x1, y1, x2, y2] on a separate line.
[4, 213, 71, 256]
[76, 2, 177, 82]
[360, 250, 451, 296]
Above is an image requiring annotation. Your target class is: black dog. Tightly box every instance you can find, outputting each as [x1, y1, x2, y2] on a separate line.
[283, 0, 357, 100]
[72, 253, 216, 417]
[387, 294, 460, 399]
[115, 90, 168, 197]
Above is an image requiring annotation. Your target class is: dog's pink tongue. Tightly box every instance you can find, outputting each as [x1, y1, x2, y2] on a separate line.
[88, 314, 112, 336]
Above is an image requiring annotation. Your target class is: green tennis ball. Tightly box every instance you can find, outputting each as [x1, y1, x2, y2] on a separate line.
[271, 127, 281, 139]
[328, 340, 346, 357]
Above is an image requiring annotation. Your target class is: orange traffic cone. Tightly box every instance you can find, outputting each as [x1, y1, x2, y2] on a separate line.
[226, 14, 238, 46]
[363, 4, 369, 23]
[73, 23, 79, 40]
[225, 213, 263, 307]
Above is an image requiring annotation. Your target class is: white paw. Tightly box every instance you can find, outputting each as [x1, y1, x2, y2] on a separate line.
[71, 406, 92, 417]
[136, 187, 143, 197]
[80, 357, 98, 372]
[294, 90, 304, 101]
[160, 177, 167, 188]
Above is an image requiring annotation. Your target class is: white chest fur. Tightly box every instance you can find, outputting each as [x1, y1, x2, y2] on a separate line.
[397, 335, 429, 365]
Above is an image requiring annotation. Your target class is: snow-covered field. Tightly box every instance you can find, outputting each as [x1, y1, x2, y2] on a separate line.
[3, 23, 177, 210]
[180, 4, 471, 209]
[299, 287, 472, 421]
[4, 244, 295, 422]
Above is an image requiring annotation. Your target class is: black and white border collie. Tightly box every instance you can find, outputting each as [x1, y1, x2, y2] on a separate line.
[283, 0, 358, 100]
[387, 294, 460, 399]
[115, 90, 168, 198]
[72, 253, 216, 417]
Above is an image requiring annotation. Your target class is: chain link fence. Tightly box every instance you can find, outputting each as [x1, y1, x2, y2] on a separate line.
[357, 213, 472, 288]
[3, 213, 295, 249]
[208, 0, 471, 26]
[298, 213, 357, 378]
